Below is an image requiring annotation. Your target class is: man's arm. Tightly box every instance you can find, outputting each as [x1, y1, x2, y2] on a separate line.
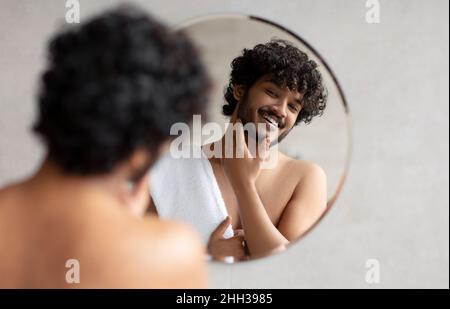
[277, 163, 327, 240]
[221, 122, 326, 257]
[233, 163, 327, 257]
[233, 179, 290, 257]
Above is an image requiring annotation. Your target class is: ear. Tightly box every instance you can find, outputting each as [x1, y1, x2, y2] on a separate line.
[232, 85, 245, 102]
[118, 149, 152, 217]
[128, 149, 151, 171]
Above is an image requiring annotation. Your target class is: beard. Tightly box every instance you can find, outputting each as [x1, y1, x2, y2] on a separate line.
[236, 94, 291, 146]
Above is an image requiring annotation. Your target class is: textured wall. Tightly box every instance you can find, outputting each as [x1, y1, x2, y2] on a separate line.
[0, 0, 448, 288]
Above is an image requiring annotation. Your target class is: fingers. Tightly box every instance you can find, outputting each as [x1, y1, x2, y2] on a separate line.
[232, 119, 248, 158]
[234, 119, 268, 160]
[234, 119, 249, 159]
[208, 233, 248, 261]
[233, 229, 244, 237]
[223, 119, 247, 159]
[222, 236, 247, 261]
[211, 216, 232, 239]
[255, 136, 270, 161]
[224, 118, 268, 161]
[229, 237, 247, 261]
[230, 234, 245, 243]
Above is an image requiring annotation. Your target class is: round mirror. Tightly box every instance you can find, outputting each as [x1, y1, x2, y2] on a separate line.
[149, 14, 351, 262]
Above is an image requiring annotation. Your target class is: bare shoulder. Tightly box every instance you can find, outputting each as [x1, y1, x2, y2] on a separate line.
[0, 183, 24, 213]
[276, 154, 328, 240]
[278, 152, 327, 184]
[298, 161, 327, 184]
[139, 216, 205, 265]
[0, 183, 18, 201]
[279, 153, 327, 206]
[96, 215, 206, 288]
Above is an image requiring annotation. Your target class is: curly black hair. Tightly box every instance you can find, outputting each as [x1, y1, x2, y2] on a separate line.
[223, 39, 327, 125]
[34, 5, 210, 175]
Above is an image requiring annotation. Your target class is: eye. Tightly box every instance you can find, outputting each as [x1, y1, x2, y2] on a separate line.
[265, 89, 277, 98]
[288, 103, 299, 112]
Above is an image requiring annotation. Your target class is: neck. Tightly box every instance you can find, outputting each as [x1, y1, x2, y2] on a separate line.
[20, 158, 128, 222]
[27, 157, 114, 197]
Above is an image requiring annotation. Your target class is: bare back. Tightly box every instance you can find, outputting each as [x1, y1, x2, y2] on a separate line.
[0, 181, 205, 288]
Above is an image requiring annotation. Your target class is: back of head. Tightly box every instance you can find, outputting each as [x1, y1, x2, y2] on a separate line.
[34, 5, 210, 175]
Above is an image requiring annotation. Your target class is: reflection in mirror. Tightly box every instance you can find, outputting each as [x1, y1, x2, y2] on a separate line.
[148, 14, 351, 262]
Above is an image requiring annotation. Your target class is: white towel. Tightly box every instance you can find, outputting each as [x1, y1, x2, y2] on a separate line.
[149, 147, 234, 245]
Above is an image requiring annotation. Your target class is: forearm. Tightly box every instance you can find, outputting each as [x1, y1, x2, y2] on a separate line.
[233, 181, 289, 257]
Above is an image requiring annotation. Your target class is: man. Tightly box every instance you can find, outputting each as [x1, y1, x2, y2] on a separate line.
[149, 39, 328, 260]
[0, 6, 211, 287]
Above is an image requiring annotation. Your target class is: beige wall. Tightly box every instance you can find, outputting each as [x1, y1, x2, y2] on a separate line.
[0, 0, 448, 288]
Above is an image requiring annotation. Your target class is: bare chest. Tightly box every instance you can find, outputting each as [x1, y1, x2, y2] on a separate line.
[210, 162, 297, 230]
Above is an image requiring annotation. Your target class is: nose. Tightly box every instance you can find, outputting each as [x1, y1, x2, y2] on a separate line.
[270, 99, 288, 119]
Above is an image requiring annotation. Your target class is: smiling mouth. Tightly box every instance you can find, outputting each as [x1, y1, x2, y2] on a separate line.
[259, 110, 281, 129]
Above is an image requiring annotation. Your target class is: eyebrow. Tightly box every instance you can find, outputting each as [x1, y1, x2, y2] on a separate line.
[263, 79, 303, 106]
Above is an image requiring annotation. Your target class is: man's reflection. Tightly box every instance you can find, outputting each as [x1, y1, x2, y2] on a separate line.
[150, 39, 328, 260]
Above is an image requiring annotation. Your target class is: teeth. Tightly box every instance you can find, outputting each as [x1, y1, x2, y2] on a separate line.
[261, 112, 278, 128]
